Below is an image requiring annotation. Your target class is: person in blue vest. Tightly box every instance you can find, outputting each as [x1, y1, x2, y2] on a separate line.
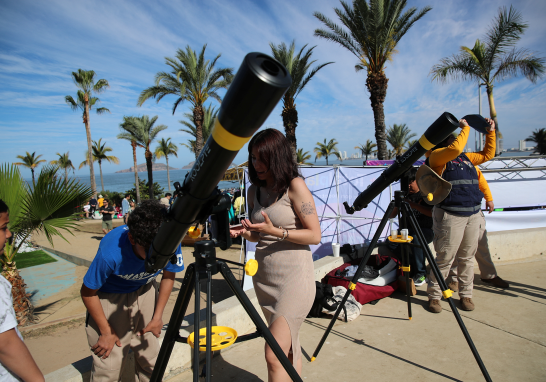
[426, 117, 496, 313]
[80, 199, 184, 381]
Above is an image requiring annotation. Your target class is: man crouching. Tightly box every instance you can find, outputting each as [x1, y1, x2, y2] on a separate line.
[81, 199, 184, 381]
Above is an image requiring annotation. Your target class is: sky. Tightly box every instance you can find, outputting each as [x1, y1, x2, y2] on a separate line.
[1, 0, 545, 179]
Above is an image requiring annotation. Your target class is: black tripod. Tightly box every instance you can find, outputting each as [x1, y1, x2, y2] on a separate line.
[311, 189, 492, 382]
[150, 240, 303, 382]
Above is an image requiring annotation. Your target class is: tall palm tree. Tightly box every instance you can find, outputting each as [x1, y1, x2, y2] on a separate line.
[296, 148, 313, 165]
[50, 152, 75, 186]
[269, 41, 333, 158]
[118, 116, 144, 203]
[137, 44, 233, 158]
[120, 115, 167, 198]
[431, 6, 545, 155]
[314, 0, 431, 159]
[65, 69, 110, 196]
[179, 104, 218, 155]
[154, 138, 178, 191]
[386, 123, 416, 155]
[79, 139, 119, 192]
[14, 151, 46, 188]
[525, 128, 546, 155]
[355, 139, 377, 161]
[314, 138, 342, 165]
[1, 164, 92, 325]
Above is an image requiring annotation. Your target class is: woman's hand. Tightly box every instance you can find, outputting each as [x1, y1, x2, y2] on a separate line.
[241, 211, 276, 235]
[230, 226, 247, 238]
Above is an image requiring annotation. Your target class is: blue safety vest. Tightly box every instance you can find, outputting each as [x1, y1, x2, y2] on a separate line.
[437, 153, 483, 216]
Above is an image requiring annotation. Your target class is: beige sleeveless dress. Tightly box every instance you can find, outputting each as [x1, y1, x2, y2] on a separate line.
[252, 189, 315, 365]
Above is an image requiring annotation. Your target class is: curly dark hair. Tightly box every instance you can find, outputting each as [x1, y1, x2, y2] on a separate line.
[247, 128, 301, 195]
[126, 199, 165, 249]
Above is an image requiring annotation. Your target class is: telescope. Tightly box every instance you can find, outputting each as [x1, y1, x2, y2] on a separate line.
[343, 112, 459, 214]
[145, 53, 292, 273]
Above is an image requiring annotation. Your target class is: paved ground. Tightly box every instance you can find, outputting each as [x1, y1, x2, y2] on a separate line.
[169, 256, 546, 382]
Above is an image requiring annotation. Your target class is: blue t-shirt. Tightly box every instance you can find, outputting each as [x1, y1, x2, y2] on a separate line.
[83, 225, 184, 293]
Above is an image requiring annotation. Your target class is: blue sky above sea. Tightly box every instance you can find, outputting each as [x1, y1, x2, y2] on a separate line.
[1, 0, 545, 181]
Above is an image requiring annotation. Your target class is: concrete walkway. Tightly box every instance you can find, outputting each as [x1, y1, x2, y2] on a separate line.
[169, 256, 546, 382]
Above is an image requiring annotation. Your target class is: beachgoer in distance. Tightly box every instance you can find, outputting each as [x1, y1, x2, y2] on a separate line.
[426, 118, 496, 313]
[97, 194, 104, 208]
[122, 194, 131, 223]
[80, 199, 184, 381]
[159, 193, 171, 209]
[89, 197, 98, 217]
[99, 199, 115, 235]
[230, 129, 321, 380]
[0, 199, 45, 382]
[389, 167, 433, 287]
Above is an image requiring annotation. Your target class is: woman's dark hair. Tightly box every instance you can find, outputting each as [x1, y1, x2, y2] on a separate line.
[404, 167, 418, 183]
[0, 199, 8, 214]
[126, 199, 166, 249]
[248, 128, 300, 194]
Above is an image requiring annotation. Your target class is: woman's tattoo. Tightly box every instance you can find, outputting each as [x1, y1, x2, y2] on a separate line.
[301, 202, 315, 216]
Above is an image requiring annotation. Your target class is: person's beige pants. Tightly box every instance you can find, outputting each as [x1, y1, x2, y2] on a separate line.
[448, 225, 497, 281]
[85, 281, 159, 382]
[427, 208, 485, 300]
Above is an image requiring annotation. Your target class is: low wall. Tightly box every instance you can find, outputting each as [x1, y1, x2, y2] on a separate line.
[45, 228, 545, 381]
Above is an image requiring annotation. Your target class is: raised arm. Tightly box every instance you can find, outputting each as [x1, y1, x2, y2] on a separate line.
[466, 118, 496, 165]
[429, 121, 470, 175]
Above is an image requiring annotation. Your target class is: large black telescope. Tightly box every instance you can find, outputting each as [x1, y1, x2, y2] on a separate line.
[344, 112, 459, 214]
[145, 53, 292, 273]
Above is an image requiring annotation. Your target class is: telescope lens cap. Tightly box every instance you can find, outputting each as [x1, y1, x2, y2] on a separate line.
[463, 114, 490, 134]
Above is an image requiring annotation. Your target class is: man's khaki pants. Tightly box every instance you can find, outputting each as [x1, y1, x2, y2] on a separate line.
[448, 225, 497, 281]
[427, 208, 485, 300]
[86, 281, 159, 382]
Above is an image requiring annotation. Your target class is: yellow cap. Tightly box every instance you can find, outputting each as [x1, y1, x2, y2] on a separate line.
[311, 357, 316, 362]
[427, 193, 433, 201]
[245, 259, 258, 276]
[188, 227, 200, 238]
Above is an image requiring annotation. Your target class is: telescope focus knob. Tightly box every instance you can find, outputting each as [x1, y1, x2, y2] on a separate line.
[245, 259, 258, 276]
[188, 226, 200, 238]
[427, 193, 434, 202]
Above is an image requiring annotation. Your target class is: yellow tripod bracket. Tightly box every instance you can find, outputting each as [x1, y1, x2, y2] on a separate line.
[442, 289, 454, 299]
[188, 326, 238, 351]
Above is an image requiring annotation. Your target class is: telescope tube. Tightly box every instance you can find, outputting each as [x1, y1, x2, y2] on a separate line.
[146, 53, 292, 273]
[348, 112, 458, 212]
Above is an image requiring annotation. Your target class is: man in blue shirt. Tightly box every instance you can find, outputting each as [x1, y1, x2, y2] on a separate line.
[81, 200, 184, 381]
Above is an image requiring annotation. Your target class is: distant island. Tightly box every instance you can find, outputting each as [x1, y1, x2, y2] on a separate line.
[182, 161, 195, 169]
[115, 163, 178, 173]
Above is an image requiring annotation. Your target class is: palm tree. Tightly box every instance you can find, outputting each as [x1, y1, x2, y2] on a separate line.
[405, 139, 418, 149]
[296, 148, 313, 165]
[120, 115, 167, 198]
[14, 151, 46, 188]
[525, 128, 546, 155]
[137, 44, 233, 158]
[79, 139, 119, 192]
[50, 152, 75, 186]
[431, 6, 545, 155]
[314, 138, 342, 165]
[269, 41, 333, 158]
[314, 0, 431, 159]
[65, 69, 110, 196]
[179, 104, 218, 155]
[0, 164, 92, 325]
[355, 139, 377, 161]
[154, 138, 178, 191]
[386, 123, 416, 155]
[118, 116, 144, 204]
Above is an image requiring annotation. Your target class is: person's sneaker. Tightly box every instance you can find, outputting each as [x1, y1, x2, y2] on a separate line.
[448, 281, 459, 292]
[482, 276, 509, 288]
[429, 299, 442, 313]
[460, 297, 475, 311]
[413, 275, 426, 286]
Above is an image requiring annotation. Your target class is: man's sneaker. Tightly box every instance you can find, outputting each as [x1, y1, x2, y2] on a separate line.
[482, 276, 509, 288]
[429, 299, 442, 313]
[413, 275, 426, 286]
[460, 297, 475, 311]
[448, 281, 459, 292]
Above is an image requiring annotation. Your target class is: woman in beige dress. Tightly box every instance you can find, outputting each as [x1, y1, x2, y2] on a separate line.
[230, 129, 321, 381]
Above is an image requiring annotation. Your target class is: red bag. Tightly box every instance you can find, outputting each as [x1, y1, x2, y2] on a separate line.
[323, 255, 399, 305]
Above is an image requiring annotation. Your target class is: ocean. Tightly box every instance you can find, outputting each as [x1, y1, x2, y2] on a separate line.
[36, 150, 533, 194]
